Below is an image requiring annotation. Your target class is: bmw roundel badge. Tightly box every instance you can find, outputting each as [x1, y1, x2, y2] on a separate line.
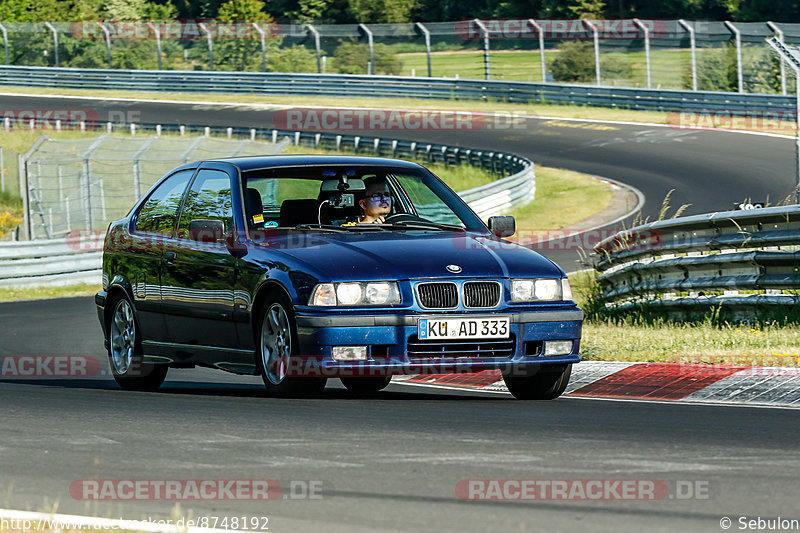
[446, 264, 462, 273]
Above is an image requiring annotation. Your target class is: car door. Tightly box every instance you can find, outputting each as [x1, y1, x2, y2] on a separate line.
[129, 168, 196, 343]
[160, 168, 239, 351]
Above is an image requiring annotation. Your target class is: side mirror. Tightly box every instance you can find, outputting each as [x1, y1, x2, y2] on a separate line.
[188, 219, 225, 243]
[488, 216, 515, 238]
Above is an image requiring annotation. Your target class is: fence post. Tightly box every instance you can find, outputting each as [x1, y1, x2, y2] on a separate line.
[305, 24, 322, 74]
[359, 24, 374, 75]
[199, 23, 214, 70]
[679, 19, 697, 91]
[527, 19, 546, 83]
[633, 18, 651, 89]
[252, 23, 267, 72]
[415, 23, 432, 77]
[767, 22, 787, 96]
[146, 23, 162, 70]
[96, 22, 112, 68]
[0, 23, 8, 65]
[18, 154, 30, 239]
[83, 158, 93, 230]
[582, 19, 601, 85]
[473, 19, 491, 80]
[724, 21, 744, 93]
[43, 22, 59, 67]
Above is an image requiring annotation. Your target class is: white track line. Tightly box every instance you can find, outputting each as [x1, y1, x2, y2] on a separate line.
[0, 508, 234, 533]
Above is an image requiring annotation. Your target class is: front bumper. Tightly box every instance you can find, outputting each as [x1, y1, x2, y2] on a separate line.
[292, 308, 583, 377]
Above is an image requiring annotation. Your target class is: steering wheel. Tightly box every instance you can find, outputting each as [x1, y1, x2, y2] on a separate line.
[383, 213, 430, 224]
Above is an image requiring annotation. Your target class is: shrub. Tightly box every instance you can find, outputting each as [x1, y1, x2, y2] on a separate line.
[549, 41, 596, 83]
[333, 42, 402, 75]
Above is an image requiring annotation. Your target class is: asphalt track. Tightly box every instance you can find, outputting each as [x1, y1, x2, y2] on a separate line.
[2, 94, 800, 531]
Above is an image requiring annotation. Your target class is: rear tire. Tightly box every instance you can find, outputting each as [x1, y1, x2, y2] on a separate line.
[503, 365, 571, 400]
[340, 376, 391, 393]
[256, 291, 326, 397]
[107, 295, 168, 391]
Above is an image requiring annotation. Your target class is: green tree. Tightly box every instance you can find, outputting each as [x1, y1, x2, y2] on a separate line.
[218, 0, 267, 19]
[0, 0, 33, 21]
[568, 0, 606, 18]
[347, 0, 419, 23]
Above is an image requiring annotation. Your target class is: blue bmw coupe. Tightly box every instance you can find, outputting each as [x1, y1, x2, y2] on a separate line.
[95, 155, 582, 399]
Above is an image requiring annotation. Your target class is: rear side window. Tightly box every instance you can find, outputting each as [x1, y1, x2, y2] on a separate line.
[134, 170, 194, 235]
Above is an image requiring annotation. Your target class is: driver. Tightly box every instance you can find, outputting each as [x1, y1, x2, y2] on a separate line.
[345, 177, 392, 224]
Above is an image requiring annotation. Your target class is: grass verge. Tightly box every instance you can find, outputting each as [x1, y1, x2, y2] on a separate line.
[509, 166, 613, 235]
[569, 271, 800, 364]
[0, 283, 100, 302]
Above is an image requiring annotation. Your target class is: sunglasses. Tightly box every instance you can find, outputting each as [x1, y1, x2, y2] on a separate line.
[366, 193, 392, 201]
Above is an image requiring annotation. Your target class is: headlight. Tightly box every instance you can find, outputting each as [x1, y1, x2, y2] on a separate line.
[511, 278, 566, 302]
[310, 282, 401, 306]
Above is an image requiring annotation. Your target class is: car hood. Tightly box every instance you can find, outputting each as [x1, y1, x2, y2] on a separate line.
[255, 230, 564, 281]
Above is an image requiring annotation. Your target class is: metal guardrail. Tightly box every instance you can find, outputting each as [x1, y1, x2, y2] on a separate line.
[1, 124, 535, 288]
[0, 66, 794, 115]
[592, 205, 800, 316]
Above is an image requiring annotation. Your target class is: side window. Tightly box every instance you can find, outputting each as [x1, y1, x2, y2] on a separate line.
[176, 170, 233, 241]
[134, 169, 194, 235]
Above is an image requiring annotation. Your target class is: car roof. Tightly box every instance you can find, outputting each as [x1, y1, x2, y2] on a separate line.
[204, 155, 426, 173]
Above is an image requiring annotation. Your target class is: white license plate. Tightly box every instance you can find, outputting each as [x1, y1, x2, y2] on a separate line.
[418, 317, 510, 340]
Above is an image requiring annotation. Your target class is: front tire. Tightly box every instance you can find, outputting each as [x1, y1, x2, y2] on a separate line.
[257, 292, 326, 397]
[340, 376, 391, 393]
[503, 365, 572, 400]
[107, 295, 168, 391]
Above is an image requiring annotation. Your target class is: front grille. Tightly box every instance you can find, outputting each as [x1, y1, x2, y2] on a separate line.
[417, 282, 458, 309]
[407, 335, 516, 359]
[463, 281, 501, 308]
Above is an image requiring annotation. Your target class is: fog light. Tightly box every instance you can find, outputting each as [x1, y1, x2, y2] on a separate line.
[332, 346, 368, 361]
[544, 340, 573, 356]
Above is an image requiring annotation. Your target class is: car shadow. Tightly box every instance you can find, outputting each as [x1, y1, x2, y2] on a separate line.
[0, 378, 510, 401]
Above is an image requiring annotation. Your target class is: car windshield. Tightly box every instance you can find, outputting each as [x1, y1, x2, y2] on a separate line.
[241, 165, 486, 232]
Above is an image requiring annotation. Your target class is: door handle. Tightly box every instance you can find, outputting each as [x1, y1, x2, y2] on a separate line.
[165, 251, 176, 262]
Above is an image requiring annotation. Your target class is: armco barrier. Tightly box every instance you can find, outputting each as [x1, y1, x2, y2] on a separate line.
[2, 125, 534, 288]
[0, 66, 794, 115]
[593, 205, 800, 317]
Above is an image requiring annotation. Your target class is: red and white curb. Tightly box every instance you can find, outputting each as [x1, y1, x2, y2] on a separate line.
[394, 361, 800, 406]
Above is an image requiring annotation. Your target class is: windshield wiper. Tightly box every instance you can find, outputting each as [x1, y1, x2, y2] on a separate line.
[293, 224, 349, 233]
[385, 221, 466, 232]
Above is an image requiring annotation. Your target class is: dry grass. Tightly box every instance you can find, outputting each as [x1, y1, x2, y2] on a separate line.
[581, 321, 800, 365]
[509, 166, 613, 237]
